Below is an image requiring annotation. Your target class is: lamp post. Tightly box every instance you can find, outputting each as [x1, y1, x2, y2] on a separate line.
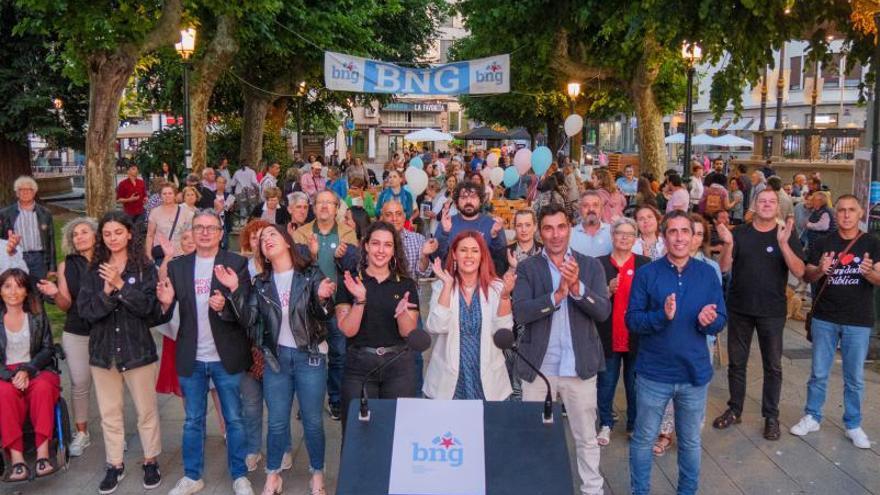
[297, 81, 306, 156]
[681, 41, 702, 181]
[175, 27, 196, 171]
[567, 82, 582, 163]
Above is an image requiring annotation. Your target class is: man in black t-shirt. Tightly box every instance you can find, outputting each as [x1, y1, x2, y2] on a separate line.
[713, 189, 805, 440]
[789, 195, 880, 449]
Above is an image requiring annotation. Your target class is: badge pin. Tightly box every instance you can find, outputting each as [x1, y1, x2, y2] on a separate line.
[330, 243, 337, 249]
[627, 269, 634, 276]
[127, 277, 136, 284]
[766, 246, 774, 253]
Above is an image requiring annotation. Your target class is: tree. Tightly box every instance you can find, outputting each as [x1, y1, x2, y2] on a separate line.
[17, 0, 184, 217]
[0, 0, 87, 204]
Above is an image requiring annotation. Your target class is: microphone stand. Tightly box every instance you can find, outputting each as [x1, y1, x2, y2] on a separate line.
[511, 346, 554, 424]
[359, 349, 410, 422]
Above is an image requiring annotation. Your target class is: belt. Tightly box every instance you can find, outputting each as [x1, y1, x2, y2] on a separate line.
[355, 345, 406, 356]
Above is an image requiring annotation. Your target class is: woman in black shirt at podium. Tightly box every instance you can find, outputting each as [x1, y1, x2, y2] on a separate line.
[335, 221, 420, 428]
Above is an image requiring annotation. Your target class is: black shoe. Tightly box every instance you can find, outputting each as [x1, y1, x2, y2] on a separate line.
[712, 408, 742, 430]
[142, 462, 161, 490]
[763, 418, 781, 441]
[98, 464, 125, 494]
[561, 403, 567, 418]
[329, 402, 341, 421]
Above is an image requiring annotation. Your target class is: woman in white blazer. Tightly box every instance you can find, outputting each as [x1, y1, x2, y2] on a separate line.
[424, 231, 516, 401]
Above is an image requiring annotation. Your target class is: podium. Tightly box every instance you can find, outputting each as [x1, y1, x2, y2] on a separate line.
[337, 399, 573, 495]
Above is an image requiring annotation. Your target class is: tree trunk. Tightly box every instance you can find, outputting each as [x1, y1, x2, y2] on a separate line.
[628, 43, 667, 179]
[85, 52, 139, 218]
[189, 15, 239, 174]
[239, 87, 272, 169]
[266, 97, 289, 131]
[545, 117, 563, 156]
[0, 136, 32, 205]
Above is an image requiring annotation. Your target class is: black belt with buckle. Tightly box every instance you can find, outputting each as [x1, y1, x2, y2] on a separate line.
[356, 345, 407, 356]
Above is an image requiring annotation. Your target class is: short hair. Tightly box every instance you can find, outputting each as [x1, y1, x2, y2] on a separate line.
[185, 173, 200, 184]
[668, 174, 683, 187]
[611, 216, 638, 234]
[13, 176, 38, 193]
[513, 209, 536, 225]
[537, 202, 572, 226]
[315, 189, 340, 207]
[263, 186, 282, 200]
[835, 193, 860, 208]
[288, 191, 309, 206]
[452, 181, 486, 204]
[201, 167, 215, 178]
[160, 181, 178, 194]
[181, 185, 201, 202]
[61, 217, 98, 256]
[752, 170, 766, 182]
[349, 176, 366, 189]
[149, 177, 166, 194]
[634, 204, 662, 225]
[767, 176, 783, 191]
[580, 189, 603, 204]
[660, 209, 695, 235]
[192, 209, 222, 226]
[756, 187, 778, 202]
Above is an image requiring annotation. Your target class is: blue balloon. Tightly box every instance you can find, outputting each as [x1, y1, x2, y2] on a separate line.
[409, 156, 424, 170]
[531, 146, 552, 176]
[502, 166, 521, 188]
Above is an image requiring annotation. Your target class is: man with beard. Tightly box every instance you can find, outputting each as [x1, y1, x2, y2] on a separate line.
[570, 191, 612, 258]
[434, 181, 507, 272]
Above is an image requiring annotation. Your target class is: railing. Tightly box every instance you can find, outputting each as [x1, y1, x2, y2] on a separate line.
[32, 161, 85, 188]
[781, 128, 861, 161]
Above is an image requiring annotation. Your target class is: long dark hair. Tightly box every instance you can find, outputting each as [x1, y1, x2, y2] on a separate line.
[0, 268, 42, 315]
[92, 211, 148, 272]
[358, 221, 409, 280]
[258, 224, 310, 274]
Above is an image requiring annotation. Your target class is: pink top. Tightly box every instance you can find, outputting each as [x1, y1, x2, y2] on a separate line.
[666, 188, 690, 213]
[597, 188, 627, 223]
[300, 172, 327, 198]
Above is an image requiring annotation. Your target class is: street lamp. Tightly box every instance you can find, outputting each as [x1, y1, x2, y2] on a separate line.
[175, 27, 196, 171]
[681, 41, 702, 181]
[567, 82, 582, 162]
[297, 81, 306, 156]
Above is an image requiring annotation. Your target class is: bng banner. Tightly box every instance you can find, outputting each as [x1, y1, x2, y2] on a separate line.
[324, 51, 509, 95]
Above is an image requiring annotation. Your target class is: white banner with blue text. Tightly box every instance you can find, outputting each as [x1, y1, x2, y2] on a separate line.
[388, 399, 486, 495]
[324, 51, 509, 95]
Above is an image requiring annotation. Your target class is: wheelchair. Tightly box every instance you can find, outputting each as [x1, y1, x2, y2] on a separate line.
[0, 344, 72, 483]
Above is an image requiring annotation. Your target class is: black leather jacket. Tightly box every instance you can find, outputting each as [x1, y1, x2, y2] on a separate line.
[0, 311, 57, 381]
[248, 265, 334, 356]
[78, 263, 161, 371]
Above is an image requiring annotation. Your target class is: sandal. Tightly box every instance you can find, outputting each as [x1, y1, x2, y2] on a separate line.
[652, 434, 673, 457]
[35, 458, 56, 477]
[712, 408, 742, 430]
[7, 462, 30, 482]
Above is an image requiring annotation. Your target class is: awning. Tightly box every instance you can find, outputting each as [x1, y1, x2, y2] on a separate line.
[747, 117, 776, 131]
[664, 133, 685, 144]
[691, 133, 717, 146]
[506, 127, 531, 140]
[454, 126, 508, 140]
[403, 128, 454, 142]
[712, 134, 754, 148]
[697, 118, 730, 131]
[726, 118, 754, 131]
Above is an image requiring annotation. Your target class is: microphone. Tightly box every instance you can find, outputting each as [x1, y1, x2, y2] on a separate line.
[359, 329, 431, 422]
[493, 328, 554, 424]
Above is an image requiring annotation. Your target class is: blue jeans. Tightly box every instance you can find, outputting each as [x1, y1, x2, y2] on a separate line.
[326, 317, 346, 406]
[179, 361, 248, 480]
[597, 351, 636, 430]
[263, 346, 327, 473]
[239, 373, 263, 456]
[804, 318, 871, 429]
[630, 375, 707, 495]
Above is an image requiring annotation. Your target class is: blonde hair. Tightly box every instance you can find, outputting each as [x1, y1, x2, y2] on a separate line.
[182, 186, 201, 203]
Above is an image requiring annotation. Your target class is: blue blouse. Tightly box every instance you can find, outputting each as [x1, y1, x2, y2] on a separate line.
[454, 289, 485, 400]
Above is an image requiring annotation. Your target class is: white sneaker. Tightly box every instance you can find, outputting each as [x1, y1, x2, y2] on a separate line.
[233, 476, 255, 495]
[69, 431, 91, 457]
[245, 453, 262, 472]
[846, 427, 871, 449]
[280, 451, 293, 471]
[597, 426, 612, 446]
[789, 415, 820, 436]
[168, 476, 205, 495]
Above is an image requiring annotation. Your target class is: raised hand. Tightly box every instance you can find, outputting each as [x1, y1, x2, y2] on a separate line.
[490, 216, 504, 238]
[214, 265, 239, 292]
[506, 249, 518, 271]
[157, 233, 174, 259]
[777, 217, 794, 245]
[819, 251, 836, 275]
[432, 257, 455, 286]
[157, 278, 175, 306]
[335, 241, 347, 259]
[664, 293, 677, 320]
[394, 291, 418, 318]
[308, 234, 319, 258]
[6, 230, 19, 254]
[441, 205, 453, 233]
[421, 238, 439, 256]
[208, 289, 226, 312]
[317, 278, 336, 300]
[697, 303, 718, 327]
[716, 222, 733, 245]
[560, 257, 580, 293]
[501, 270, 517, 297]
[36, 279, 59, 298]
[859, 251, 875, 276]
[98, 263, 124, 293]
[342, 270, 367, 302]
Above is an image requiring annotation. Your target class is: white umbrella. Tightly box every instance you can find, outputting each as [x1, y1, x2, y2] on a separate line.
[691, 133, 717, 146]
[664, 133, 685, 144]
[403, 128, 454, 142]
[712, 133, 754, 148]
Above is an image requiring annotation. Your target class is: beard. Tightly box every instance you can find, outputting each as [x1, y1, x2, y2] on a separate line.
[584, 213, 600, 226]
[459, 204, 479, 217]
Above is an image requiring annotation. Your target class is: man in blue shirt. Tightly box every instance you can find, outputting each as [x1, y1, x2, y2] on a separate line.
[469, 150, 485, 172]
[434, 181, 507, 273]
[570, 191, 612, 258]
[625, 210, 727, 495]
[615, 165, 639, 197]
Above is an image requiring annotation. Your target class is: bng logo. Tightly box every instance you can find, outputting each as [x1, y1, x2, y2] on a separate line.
[331, 60, 360, 84]
[476, 61, 504, 85]
[411, 431, 463, 467]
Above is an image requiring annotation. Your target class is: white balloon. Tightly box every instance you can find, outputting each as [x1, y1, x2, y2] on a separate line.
[564, 114, 584, 137]
[488, 167, 505, 186]
[513, 148, 532, 174]
[404, 167, 429, 196]
[486, 152, 500, 168]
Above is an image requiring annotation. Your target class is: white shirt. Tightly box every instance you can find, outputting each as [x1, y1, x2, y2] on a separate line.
[0, 239, 28, 273]
[194, 256, 221, 362]
[689, 178, 704, 205]
[5, 317, 30, 365]
[273, 269, 297, 349]
[231, 166, 259, 194]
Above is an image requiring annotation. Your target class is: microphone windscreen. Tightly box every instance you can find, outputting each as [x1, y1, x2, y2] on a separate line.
[406, 329, 432, 352]
[493, 328, 515, 350]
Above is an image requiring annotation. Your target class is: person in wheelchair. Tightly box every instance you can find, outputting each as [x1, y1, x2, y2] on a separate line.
[0, 268, 60, 481]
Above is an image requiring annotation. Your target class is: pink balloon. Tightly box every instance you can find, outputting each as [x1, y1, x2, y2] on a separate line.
[514, 148, 532, 174]
[486, 152, 500, 168]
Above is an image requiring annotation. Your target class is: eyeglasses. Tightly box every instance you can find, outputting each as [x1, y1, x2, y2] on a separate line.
[315, 200, 337, 206]
[458, 191, 479, 199]
[192, 225, 222, 233]
[613, 231, 636, 238]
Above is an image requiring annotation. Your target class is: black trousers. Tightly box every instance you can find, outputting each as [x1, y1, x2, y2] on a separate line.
[340, 347, 417, 432]
[726, 311, 786, 418]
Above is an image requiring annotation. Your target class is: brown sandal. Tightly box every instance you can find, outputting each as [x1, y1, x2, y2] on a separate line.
[712, 409, 742, 430]
[7, 462, 30, 482]
[35, 458, 56, 477]
[653, 434, 673, 457]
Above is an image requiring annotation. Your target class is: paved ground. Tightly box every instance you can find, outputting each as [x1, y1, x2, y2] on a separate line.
[2, 318, 878, 495]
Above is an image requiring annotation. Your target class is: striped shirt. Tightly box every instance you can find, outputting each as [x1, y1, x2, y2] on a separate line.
[14, 204, 42, 252]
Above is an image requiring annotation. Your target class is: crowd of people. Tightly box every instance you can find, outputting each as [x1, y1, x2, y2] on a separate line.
[0, 145, 877, 495]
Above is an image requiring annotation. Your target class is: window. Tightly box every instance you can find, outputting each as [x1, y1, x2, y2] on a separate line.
[822, 53, 842, 88]
[439, 40, 453, 64]
[448, 110, 460, 132]
[808, 113, 838, 128]
[353, 133, 366, 155]
[844, 57, 862, 88]
[789, 56, 802, 90]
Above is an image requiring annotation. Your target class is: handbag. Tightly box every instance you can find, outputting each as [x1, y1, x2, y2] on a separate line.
[151, 206, 181, 261]
[805, 233, 861, 342]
